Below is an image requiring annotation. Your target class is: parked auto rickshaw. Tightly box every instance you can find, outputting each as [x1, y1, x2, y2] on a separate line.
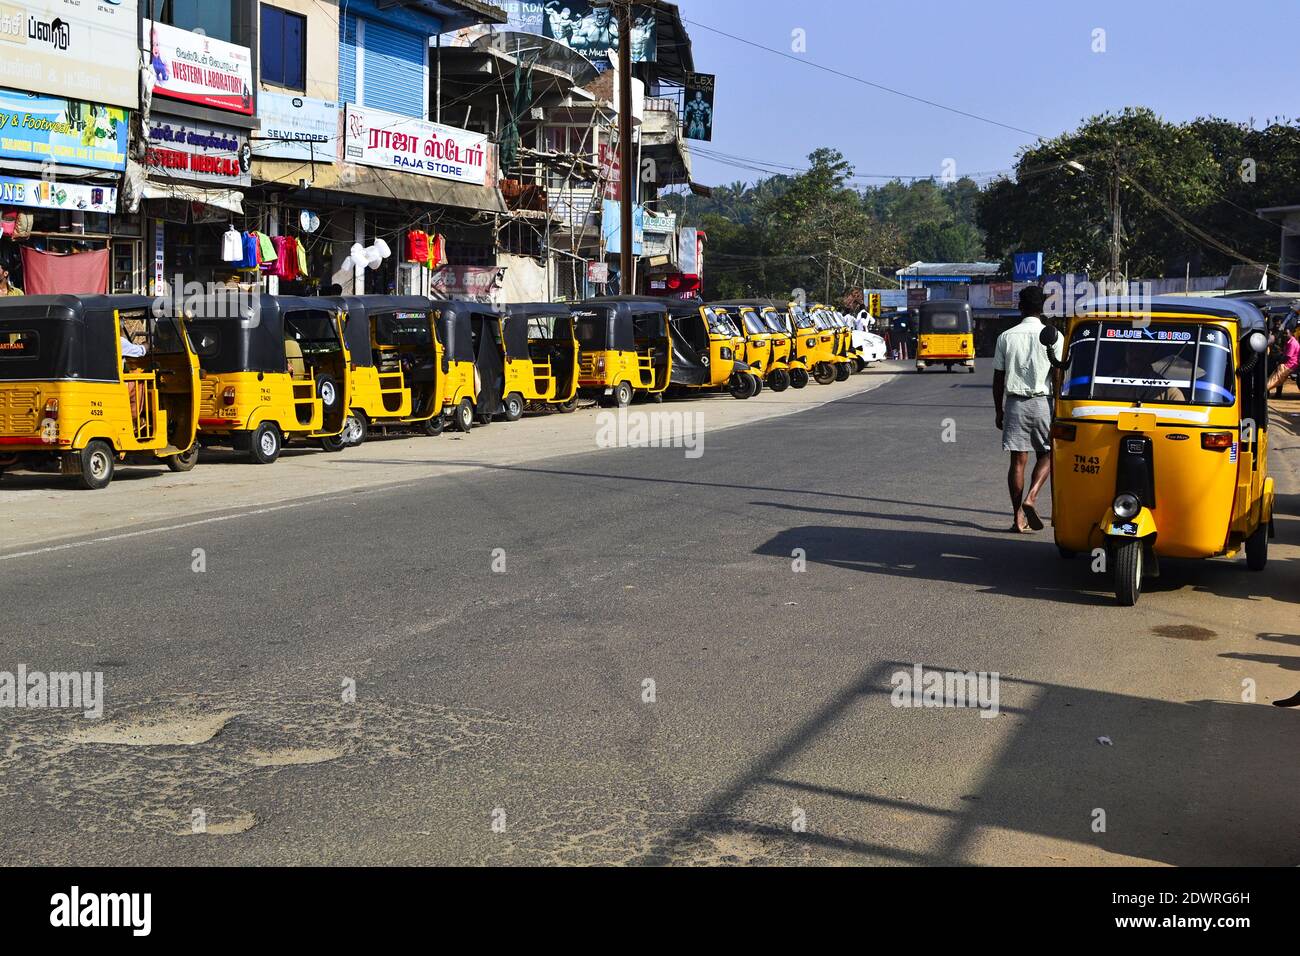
[0, 294, 199, 489]
[713, 299, 794, 391]
[431, 300, 504, 431]
[820, 308, 859, 380]
[668, 301, 759, 399]
[1041, 296, 1274, 606]
[573, 296, 672, 406]
[789, 302, 839, 385]
[916, 299, 976, 373]
[189, 294, 350, 463]
[331, 295, 444, 446]
[762, 302, 809, 389]
[497, 303, 580, 420]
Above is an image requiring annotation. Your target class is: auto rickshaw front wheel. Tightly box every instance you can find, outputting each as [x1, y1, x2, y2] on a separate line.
[247, 423, 282, 465]
[318, 433, 346, 453]
[768, 369, 790, 392]
[835, 363, 851, 382]
[789, 368, 809, 389]
[1246, 522, 1269, 571]
[728, 373, 756, 400]
[1114, 540, 1144, 607]
[557, 397, 579, 414]
[422, 415, 446, 437]
[167, 445, 199, 473]
[73, 440, 115, 490]
[503, 394, 525, 422]
[613, 382, 634, 408]
[342, 413, 367, 448]
[812, 363, 837, 386]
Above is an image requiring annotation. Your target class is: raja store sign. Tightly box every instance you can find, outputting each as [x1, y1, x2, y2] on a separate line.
[145, 20, 253, 115]
[146, 118, 251, 187]
[344, 105, 488, 186]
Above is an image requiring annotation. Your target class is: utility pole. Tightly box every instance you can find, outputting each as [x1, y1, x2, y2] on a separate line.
[1109, 149, 1122, 287]
[824, 248, 832, 303]
[616, 0, 635, 294]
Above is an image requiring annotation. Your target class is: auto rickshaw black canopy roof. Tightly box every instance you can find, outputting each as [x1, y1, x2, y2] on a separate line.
[435, 299, 501, 365]
[503, 303, 572, 359]
[1077, 296, 1267, 333]
[572, 297, 668, 352]
[330, 295, 437, 368]
[185, 294, 343, 373]
[0, 294, 160, 382]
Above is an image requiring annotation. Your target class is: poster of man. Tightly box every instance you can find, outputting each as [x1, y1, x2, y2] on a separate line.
[683, 73, 716, 141]
[540, 2, 657, 64]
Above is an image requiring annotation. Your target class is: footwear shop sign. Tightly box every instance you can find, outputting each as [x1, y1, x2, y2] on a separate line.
[344, 105, 489, 187]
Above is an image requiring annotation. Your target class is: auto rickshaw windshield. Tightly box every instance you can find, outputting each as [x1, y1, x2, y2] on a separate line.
[1061, 320, 1236, 407]
[761, 309, 786, 334]
[284, 312, 342, 355]
[738, 309, 767, 335]
[704, 308, 740, 337]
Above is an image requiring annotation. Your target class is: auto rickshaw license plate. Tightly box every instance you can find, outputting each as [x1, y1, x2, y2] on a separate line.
[1116, 411, 1157, 432]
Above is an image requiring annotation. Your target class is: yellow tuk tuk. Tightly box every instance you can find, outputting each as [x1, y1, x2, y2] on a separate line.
[916, 299, 976, 372]
[1042, 296, 1274, 605]
[497, 303, 580, 420]
[668, 301, 760, 399]
[0, 294, 199, 489]
[573, 296, 672, 407]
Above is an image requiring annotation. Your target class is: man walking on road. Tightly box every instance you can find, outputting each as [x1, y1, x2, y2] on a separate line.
[993, 286, 1062, 534]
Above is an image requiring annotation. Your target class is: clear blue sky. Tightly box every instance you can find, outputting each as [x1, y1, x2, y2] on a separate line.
[682, 0, 1296, 188]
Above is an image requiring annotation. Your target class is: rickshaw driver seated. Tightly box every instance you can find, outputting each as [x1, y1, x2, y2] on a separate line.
[120, 328, 148, 426]
[1116, 346, 1187, 404]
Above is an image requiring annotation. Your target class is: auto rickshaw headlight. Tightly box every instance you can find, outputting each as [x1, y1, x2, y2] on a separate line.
[721, 347, 733, 360]
[222, 387, 237, 406]
[1113, 493, 1141, 520]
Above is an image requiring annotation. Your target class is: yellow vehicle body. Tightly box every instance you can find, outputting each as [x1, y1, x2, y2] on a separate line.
[573, 297, 672, 407]
[498, 304, 580, 420]
[715, 303, 778, 380]
[1048, 298, 1274, 605]
[190, 295, 351, 463]
[788, 304, 839, 384]
[917, 299, 976, 372]
[0, 295, 200, 489]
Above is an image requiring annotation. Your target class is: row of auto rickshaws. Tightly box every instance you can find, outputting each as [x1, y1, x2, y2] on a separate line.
[0, 293, 873, 489]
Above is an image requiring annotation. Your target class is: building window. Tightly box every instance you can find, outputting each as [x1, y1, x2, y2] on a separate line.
[157, 0, 236, 44]
[261, 5, 307, 90]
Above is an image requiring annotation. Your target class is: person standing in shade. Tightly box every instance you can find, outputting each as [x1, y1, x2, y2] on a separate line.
[0, 263, 22, 296]
[993, 286, 1062, 534]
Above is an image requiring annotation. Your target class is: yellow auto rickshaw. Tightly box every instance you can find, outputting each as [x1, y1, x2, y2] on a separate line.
[189, 294, 351, 463]
[789, 302, 839, 385]
[714, 299, 792, 390]
[1042, 296, 1274, 605]
[761, 301, 807, 389]
[331, 295, 444, 446]
[497, 303, 580, 420]
[668, 301, 760, 399]
[573, 296, 672, 407]
[429, 300, 504, 431]
[916, 299, 976, 373]
[0, 294, 199, 489]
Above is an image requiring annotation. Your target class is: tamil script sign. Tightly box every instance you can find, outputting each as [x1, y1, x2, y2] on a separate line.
[253, 92, 338, 162]
[145, 20, 254, 116]
[0, 89, 128, 171]
[145, 118, 251, 187]
[344, 105, 489, 186]
[0, 0, 139, 109]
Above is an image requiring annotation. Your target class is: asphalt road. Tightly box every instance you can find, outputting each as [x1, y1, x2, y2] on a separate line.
[2, 363, 1298, 866]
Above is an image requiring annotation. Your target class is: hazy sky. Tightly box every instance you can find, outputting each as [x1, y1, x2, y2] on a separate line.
[682, 0, 1296, 189]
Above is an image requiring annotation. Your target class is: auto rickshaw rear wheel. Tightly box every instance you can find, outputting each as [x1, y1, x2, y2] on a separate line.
[1246, 522, 1269, 571]
[835, 363, 851, 382]
[768, 369, 790, 392]
[316, 374, 341, 412]
[1114, 540, 1143, 607]
[812, 363, 837, 386]
[167, 445, 199, 473]
[248, 423, 282, 465]
[454, 399, 475, 433]
[503, 394, 525, 422]
[74, 440, 115, 490]
[789, 368, 809, 389]
[614, 382, 634, 408]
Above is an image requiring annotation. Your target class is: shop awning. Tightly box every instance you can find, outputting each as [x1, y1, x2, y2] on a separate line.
[334, 164, 507, 214]
[141, 181, 245, 214]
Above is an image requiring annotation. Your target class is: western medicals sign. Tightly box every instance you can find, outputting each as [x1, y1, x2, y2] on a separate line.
[145, 20, 254, 116]
[344, 105, 489, 186]
[146, 118, 251, 187]
[0, 0, 139, 109]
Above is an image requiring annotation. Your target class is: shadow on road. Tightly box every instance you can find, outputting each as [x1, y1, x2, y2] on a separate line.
[642, 660, 1300, 866]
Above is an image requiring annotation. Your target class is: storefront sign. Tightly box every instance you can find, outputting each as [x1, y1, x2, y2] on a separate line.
[344, 105, 489, 187]
[0, 175, 117, 213]
[499, 1, 657, 67]
[146, 118, 251, 187]
[0, 0, 139, 109]
[430, 265, 505, 303]
[602, 200, 644, 255]
[1013, 252, 1044, 282]
[0, 89, 128, 171]
[144, 20, 253, 116]
[683, 73, 715, 142]
[254, 92, 338, 162]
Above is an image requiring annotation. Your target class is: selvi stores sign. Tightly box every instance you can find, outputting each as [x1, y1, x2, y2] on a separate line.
[343, 105, 489, 187]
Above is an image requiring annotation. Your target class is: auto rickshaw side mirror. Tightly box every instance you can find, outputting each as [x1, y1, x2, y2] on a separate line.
[1246, 330, 1268, 355]
[1038, 325, 1060, 348]
[1238, 330, 1269, 376]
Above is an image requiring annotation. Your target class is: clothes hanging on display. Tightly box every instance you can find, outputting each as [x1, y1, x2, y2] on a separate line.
[406, 230, 429, 263]
[221, 226, 243, 263]
[428, 233, 445, 271]
[20, 247, 110, 295]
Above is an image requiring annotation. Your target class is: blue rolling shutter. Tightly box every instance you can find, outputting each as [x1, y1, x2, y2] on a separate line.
[339, 13, 358, 104]
[361, 20, 425, 118]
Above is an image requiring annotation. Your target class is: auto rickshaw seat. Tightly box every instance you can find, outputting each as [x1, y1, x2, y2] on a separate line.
[284, 338, 308, 379]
